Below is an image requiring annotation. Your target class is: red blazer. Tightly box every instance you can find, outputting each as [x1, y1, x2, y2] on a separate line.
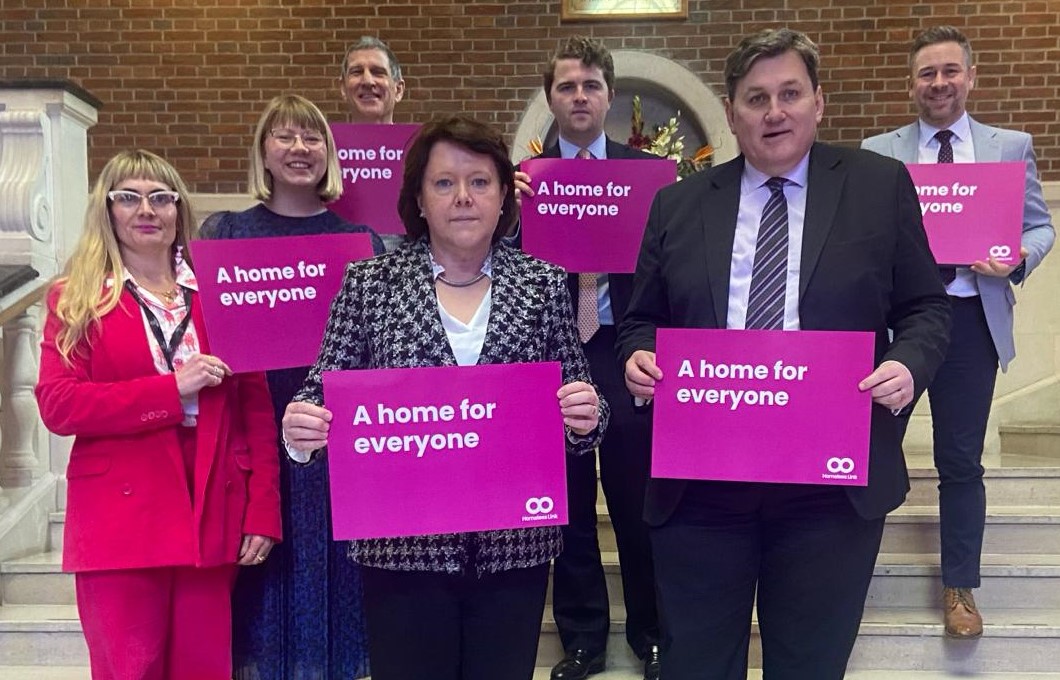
[36, 284, 282, 572]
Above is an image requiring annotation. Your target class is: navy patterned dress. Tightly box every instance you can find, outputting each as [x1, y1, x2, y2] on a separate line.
[200, 204, 385, 680]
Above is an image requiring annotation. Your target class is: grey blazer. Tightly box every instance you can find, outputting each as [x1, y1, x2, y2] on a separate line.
[862, 117, 1055, 371]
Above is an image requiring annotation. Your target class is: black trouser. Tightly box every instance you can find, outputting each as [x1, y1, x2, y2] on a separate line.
[928, 296, 998, 587]
[552, 325, 659, 657]
[361, 563, 550, 680]
[652, 481, 885, 679]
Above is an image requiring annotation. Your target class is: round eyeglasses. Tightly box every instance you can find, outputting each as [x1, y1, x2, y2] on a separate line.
[269, 129, 326, 150]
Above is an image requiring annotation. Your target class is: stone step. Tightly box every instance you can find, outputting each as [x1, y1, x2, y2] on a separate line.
[905, 466, 1060, 506]
[0, 669, 89, 680]
[531, 672, 1060, 680]
[5, 595, 1060, 675]
[0, 604, 86, 667]
[0, 552, 67, 606]
[1000, 424, 1060, 461]
[537, 605, 1060, 673]
[881, 505, 1060, 555]
[869, 553, 1060, 609]
[592, 464, 1060, 509]
[551, 551, 1060, 611]
[594, 505, 1060, 555]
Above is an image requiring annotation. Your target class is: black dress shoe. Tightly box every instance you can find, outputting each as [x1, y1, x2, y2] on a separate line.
[550, 648, 606, 680]
[643, 644, 661, 680]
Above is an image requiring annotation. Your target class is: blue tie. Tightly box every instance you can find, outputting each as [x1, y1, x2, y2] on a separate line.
[746, 177, 789, 330]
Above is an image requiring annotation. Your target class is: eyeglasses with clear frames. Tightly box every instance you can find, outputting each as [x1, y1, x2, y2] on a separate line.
[269, 129, 326, 150]
[107, 190, 181, 210]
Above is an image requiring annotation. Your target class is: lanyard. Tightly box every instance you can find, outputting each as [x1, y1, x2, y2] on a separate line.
[124, 279, 194, 373]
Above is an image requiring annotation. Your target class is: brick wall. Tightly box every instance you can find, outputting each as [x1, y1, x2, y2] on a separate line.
[3, 0, 1059, 192]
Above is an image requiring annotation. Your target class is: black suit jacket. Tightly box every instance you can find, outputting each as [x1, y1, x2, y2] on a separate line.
[616, 142, 951, 522]
[520, 137, 658, 329]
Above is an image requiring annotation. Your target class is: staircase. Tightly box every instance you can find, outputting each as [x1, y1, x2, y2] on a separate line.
[533, 445, 1060, 678]
[3, 450, 1060, 679]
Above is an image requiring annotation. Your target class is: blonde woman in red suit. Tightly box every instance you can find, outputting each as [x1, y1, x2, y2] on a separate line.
[35, 149, 282, 680]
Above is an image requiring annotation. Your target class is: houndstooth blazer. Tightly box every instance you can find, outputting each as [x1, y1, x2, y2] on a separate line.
[294, 238, 609, 576]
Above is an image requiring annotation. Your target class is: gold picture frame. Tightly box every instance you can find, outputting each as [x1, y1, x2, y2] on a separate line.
[561, 0, 689, 22]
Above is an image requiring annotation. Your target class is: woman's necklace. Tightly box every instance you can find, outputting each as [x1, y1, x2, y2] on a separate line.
[140, 283, 181, 304]
[436, 271, 487, 288]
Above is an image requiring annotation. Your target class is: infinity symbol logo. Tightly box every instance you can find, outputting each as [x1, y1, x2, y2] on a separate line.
[989, 245, 1012, 259]
[826, 457, 855, 474]
[525, 497, 554, 515]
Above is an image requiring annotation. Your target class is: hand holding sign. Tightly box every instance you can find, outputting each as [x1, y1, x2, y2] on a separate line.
[557, 381, 600, 435]
[513, 169, 534, 206]
[175, 353, 232, 397]
[971, 245, 1027, 278]
[624, 350, 664, 400]
[282, 401, 333, 457]
[857, 359, 914, 411]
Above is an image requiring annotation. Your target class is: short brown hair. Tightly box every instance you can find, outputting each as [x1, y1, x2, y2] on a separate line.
[724, 28, 820, 101]
[397, 116, 517, 244]
[909, 26, 973, 71]
[543, 35, 615, 104]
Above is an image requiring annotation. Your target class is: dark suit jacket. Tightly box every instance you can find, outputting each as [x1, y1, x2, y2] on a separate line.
[293, 239, 610, 575]
[616, 142, 951, 522]
[521, 137, 658, 328]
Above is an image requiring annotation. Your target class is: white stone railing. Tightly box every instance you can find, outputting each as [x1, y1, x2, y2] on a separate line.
[0, 283, 49, 506]
[0, 81, 97, 560]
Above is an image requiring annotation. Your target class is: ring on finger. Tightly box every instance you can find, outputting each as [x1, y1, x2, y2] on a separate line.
[255, 554, 267, 562]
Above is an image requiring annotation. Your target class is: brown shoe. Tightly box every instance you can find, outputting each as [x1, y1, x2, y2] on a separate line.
[943, 587, 983, 638]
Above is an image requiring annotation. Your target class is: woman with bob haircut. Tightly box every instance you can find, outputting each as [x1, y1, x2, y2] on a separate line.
[281, 115, 609, 680]
[35, 149, 281, 680]
[201, 93, 383, 679]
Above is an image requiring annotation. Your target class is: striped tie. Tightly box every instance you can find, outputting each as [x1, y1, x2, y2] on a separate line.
[745, 177, 789, 330]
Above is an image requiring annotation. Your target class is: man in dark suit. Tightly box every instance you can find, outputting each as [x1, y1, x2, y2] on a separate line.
[515, 35, 662, 680]
[862, 25, 1055, 639]
[618, 28, 951, 679]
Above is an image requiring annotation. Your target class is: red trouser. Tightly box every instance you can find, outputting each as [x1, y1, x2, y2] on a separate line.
[75, 563, 238, 680]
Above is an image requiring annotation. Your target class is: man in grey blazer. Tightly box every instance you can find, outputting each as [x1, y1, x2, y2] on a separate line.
[862, 25, 1055, 638]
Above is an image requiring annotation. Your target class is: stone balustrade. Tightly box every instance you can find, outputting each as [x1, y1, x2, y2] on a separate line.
[0, 81, 97, 559]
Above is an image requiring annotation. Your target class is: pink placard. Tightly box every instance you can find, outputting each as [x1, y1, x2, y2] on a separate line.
[652, 328, 874, 486]
[190, 233, 374, 373]
[905, 161, 1025, 266]
[323, 362, 568, 540]
[521, 157, 676, 273]
[329, 123, 420, 234]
